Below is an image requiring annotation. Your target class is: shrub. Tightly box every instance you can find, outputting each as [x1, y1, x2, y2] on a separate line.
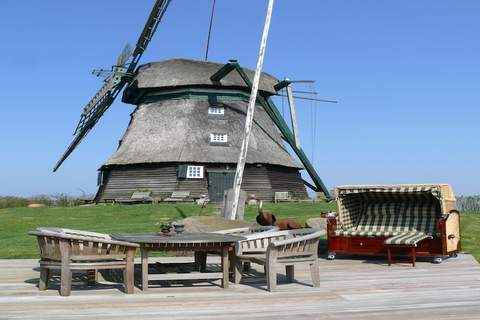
[50, 193, 85, 207]
[29, 194, 54, 207]
[0, 193, 91, 209]
[456, 195, 480, 213]
[0, 196, 29, 209]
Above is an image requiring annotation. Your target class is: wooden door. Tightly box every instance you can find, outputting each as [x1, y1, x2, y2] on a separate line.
[208, 172, 235, 202]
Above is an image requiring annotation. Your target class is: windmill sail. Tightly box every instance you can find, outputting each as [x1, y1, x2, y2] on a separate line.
[54, 96, 116, 172]
[53, 81, 123, 172]
[74, 78, 118, 135]
[53, 0, 171, 172]
[116, 44, 133, 66]
[129, 0, 171, 70]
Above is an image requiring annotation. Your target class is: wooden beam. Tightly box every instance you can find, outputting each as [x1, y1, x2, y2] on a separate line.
[229, 0, 275, 220]
[286, 83, 301, 149]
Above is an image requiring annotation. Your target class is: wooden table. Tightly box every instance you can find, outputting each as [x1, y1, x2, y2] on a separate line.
[111, 233, 245, 290]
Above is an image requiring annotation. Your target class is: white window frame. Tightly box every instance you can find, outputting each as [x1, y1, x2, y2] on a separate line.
[208, 106, 225, 115]
[210, 133, 228, 143]
[186, 165, 204, 179]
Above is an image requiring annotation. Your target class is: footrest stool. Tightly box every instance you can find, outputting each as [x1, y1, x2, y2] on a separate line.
[384, 232, 432, 267]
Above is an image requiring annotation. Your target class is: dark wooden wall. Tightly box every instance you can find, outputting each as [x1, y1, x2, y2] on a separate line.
[242, 165, 307, 200]
[96, 163, 307, 202]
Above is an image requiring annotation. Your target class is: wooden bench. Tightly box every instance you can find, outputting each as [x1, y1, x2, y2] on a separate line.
[163, 191, 192, 202]
[29, 227, 138, 296]
[189, 226, 280, 278]
[274, 191, 291, 203]
[231, 228, 325, 291]
[115, 191, 152, 204]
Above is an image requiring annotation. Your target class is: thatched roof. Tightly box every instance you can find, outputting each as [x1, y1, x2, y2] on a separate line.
[104, 98, 302, 169]
[130, 58, 279, 95]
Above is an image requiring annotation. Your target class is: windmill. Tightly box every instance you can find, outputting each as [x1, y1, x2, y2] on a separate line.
[53, 0, 171, 172]
[54, 1, 333, 203]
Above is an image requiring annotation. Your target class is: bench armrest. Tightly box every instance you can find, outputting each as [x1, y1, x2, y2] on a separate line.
[270, 230, 325, 247]
[242, 230, 291, 241]
[36, 227, 111, 240]
[267, 230, 324, 259]
[235, 230, 291, 255]
[214, 226, 278, 235]
[235, 228, 321, 255]
[29, 231, 139, 248]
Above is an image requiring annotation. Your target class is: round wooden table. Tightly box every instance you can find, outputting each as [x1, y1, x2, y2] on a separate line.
[111, 232, 245, 290]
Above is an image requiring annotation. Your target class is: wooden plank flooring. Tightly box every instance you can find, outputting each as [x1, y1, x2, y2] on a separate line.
[0, 255, 479, 319]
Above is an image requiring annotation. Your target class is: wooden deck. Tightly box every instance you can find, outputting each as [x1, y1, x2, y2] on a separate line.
[0, 255, 479, 319]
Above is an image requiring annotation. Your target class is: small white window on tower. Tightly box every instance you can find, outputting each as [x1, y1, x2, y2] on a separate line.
[208, 106, 225, 115]
[186, 166, 204, 179]
[210, 133, 228, 143]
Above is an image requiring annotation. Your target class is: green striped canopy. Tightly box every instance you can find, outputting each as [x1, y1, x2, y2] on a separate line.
[334, 184, 456, 238]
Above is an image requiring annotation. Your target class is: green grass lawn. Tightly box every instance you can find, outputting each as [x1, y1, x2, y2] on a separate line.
[0, 202, 478, 261]
[459, 213, 480, 260]
[0, 204, 217, 258]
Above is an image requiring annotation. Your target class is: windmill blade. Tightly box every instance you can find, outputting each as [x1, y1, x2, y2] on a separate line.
[128, 0, 171, 72]
[92, 69, 115, 79]
[54, 0, 172, 172]
[53, 79, 125, 172]
[116, 43, 133, 66]
[75, 78, 117, 135]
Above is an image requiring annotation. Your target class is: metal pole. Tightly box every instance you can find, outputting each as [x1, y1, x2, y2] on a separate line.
[276, 94, 338, 103]
[229, 0, 275, 220]
[286, 82, 301, 149]
[288, 80, 315, 83]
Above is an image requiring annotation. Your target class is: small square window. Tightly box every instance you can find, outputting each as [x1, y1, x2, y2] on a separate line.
[208, 106, 225, 115]
[210, 133, 228, 143]
[186, 166, 204, 179]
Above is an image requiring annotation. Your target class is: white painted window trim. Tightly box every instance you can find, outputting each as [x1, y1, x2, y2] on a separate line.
[208, 106, 225, 115]
[186, 165, 204, 179]
[210, 133, 228, 143]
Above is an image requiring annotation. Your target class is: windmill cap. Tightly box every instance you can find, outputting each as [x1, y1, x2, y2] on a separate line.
[125, 58, 279, 100]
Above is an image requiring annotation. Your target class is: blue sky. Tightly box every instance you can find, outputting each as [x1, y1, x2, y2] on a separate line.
[0, 0, 478, 197]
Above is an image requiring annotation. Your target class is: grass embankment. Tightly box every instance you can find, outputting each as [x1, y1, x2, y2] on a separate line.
[0, 202, 478, 261]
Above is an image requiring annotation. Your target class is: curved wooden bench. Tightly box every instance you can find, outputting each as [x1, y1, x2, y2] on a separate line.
[232, 228, 325, 291]
[29, 228, 138, 296]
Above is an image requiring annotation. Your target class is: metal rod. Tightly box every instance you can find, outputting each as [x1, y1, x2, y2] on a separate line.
[276, 94, 337, 103]
[204, 0, 216, 61]
[289, 80, 315, 83]
[230, 0, 275, 220]
[292, 90, 318, 95]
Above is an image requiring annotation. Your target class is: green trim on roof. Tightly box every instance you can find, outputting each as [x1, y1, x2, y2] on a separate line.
[142, 88, 254, 104]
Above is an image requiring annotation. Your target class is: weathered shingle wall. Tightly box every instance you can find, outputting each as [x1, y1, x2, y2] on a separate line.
[96, 164, 307, 202]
